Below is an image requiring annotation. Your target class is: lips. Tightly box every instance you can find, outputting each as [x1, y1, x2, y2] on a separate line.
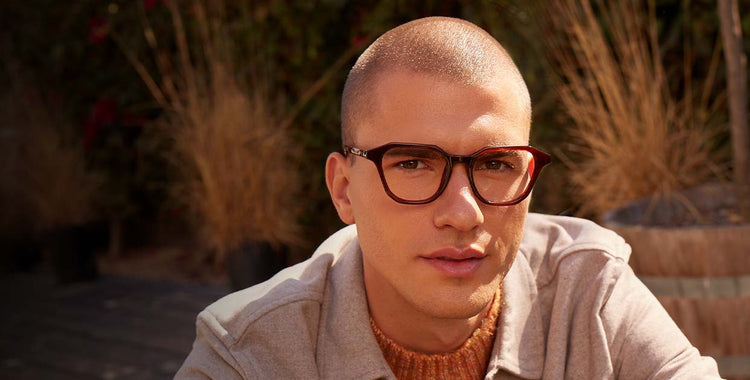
[420, 247, 485, 278]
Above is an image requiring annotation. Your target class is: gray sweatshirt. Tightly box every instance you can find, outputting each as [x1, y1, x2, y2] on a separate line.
[176, 213, 721, 379]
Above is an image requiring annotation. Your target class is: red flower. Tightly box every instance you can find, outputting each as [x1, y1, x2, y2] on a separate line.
[88, 15, 109, 44]
[121, 112, 147, 127]
[83, 98, 119, 150]
[144, 0, 158, 11]
[83, 118, 99, 151]
[351, 35, 367, 47]
[91, 98, 118, 126]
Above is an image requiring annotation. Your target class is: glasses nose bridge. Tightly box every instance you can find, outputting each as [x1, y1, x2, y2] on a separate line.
[446, 154, 472, 167]
[445, 154, 474, 176]
[442, 154, 476, 189]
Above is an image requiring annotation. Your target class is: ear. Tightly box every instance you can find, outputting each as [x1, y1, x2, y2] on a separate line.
[325, 152, 355, 224]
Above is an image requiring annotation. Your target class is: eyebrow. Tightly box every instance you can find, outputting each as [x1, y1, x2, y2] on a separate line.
[386, 147, 444, 159]
[478, 149, 524, 158]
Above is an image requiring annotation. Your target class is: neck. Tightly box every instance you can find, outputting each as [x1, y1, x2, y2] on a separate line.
[370, 287, 504, 380]
[365, 279, 500, 353]
[372, 304, 491, 353]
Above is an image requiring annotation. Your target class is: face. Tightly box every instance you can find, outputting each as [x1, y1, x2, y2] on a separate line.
[326, 69, 531, 323]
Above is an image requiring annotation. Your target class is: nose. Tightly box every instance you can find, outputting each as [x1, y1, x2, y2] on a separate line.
[432, 164, 484, 231]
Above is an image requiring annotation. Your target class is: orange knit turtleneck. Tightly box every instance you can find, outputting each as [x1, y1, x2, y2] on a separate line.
[370, 288, 503, 380]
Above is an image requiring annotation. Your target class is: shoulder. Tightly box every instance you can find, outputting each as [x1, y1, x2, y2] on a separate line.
[177, 226, 363, 378]
[198, 225, 359, 350]
[514, 219, 721, 378]
[519, 213, 631, 287]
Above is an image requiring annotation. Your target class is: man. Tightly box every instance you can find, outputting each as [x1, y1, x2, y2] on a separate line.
[177, 17, 720, 379]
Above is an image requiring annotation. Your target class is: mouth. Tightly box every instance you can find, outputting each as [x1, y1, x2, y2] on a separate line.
[420, 247, 485, 278]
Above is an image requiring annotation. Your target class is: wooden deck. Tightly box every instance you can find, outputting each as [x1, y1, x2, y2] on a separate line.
[0, 269, 230, 379]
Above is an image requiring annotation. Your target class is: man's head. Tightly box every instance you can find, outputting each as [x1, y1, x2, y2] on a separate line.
[326, 17, 540, 351]
[341, 16, 531, 145]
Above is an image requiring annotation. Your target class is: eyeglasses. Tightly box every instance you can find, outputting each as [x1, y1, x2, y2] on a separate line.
[343, 142, 551, 205]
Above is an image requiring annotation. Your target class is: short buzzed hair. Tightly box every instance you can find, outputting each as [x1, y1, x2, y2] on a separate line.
[341, 17, 530, 144]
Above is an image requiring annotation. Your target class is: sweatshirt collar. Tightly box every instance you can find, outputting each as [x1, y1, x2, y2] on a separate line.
[315, 226, 394, 379]
[486, 252, 546, 379]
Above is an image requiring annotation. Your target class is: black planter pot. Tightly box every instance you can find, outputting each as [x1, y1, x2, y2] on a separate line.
[45, 224, 100, 284]
[226, 241, 287, 291]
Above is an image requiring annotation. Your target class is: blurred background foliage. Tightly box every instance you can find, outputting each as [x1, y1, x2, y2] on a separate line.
[1, 0, 747, 272]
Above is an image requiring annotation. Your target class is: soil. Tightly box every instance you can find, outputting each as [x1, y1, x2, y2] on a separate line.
[605, 183, 749, 228]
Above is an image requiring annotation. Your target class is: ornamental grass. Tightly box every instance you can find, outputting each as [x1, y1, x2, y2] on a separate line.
[545, 0, 725, 217]
[1, 83, 101, 232]
[124, 1, 301, 267]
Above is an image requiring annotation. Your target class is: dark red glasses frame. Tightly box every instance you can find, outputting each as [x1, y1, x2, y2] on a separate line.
[343, 142, 551, 205]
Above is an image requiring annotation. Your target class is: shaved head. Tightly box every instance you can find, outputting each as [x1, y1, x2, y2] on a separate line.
[341, 17, 530, 144]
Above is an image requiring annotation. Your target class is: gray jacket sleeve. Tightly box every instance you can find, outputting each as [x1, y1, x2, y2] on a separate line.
[603, 264, 721, 379]
[175, 311, 245, 379]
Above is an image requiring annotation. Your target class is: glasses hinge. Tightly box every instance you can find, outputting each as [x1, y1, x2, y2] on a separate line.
[349, 147, 366, 157]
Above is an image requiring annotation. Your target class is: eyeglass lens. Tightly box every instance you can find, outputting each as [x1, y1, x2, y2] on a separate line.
[380, 146, 535, 203]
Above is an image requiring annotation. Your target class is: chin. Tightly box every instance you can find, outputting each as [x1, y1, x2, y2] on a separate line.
[415, 283, 498, 320]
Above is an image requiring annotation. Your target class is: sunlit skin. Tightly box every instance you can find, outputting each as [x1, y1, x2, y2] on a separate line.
[326, 69, 531, 353]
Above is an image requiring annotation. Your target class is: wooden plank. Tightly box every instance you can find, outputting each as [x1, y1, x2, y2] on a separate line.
[1, 356, 93, 380]
[0, 271, 230, 379]
[1, 302, 198, 354]
[0, 337, 175, 380]
[0, 318, 187, 370]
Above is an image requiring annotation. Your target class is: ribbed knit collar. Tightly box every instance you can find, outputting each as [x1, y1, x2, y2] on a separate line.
[370, 288, 503, 380]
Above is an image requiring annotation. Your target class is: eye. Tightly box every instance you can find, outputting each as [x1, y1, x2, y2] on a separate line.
[480, 160, 513, 171]
[398, 160, 425, 170]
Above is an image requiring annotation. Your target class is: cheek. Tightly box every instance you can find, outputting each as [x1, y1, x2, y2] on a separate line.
[348, 172, 430, 260]
[485, 198, 529, 232]
[349, 171, 396, 241]
[348, 169, 386, 222]
[484, 202, 528, 268]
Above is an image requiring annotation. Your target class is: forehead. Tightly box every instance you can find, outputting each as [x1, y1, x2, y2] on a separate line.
[354, 70, 530, 152]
